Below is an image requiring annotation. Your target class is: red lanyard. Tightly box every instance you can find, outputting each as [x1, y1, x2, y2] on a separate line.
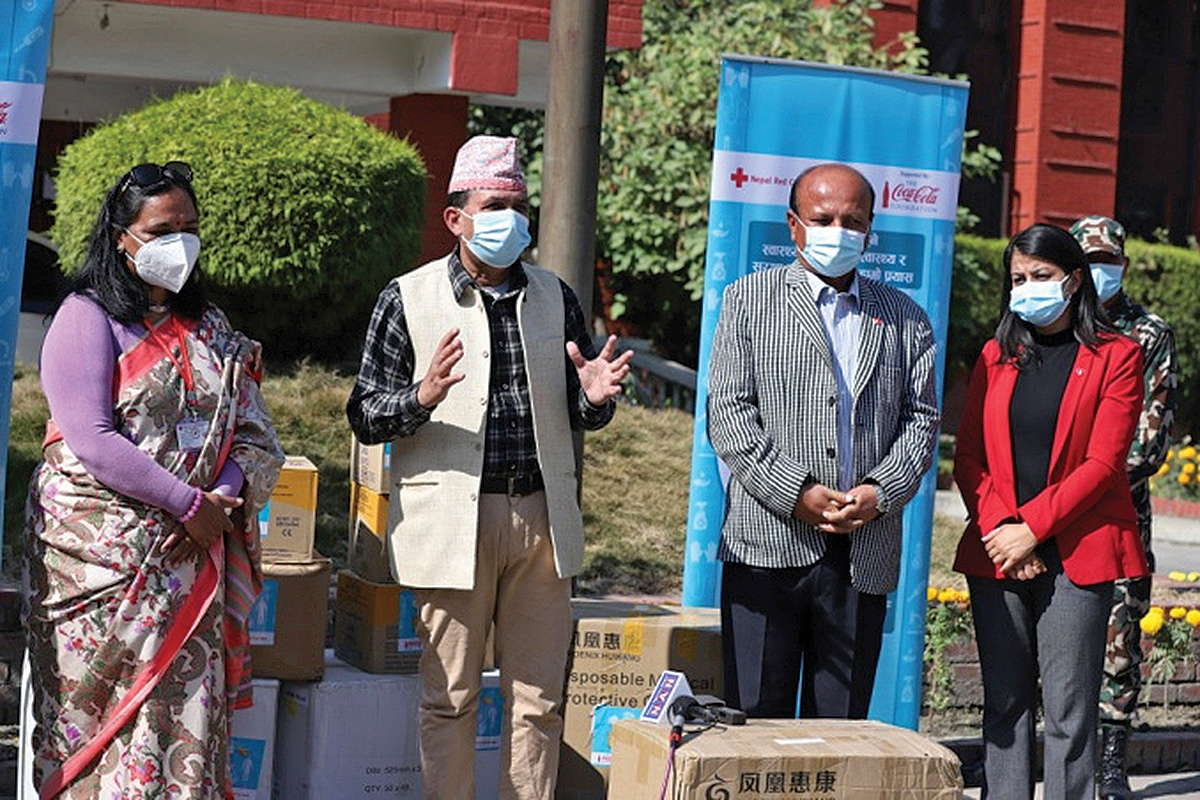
[144, 315, 196, 395]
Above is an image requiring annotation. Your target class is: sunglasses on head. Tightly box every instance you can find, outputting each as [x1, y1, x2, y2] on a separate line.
[117, 161, 193, 197]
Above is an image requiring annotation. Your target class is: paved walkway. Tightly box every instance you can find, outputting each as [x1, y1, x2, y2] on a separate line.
[962, 772, 1200, 798]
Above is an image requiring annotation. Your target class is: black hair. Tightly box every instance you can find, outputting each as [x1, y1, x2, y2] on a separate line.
[446, 190, 470, 209]
[70, 168, 207, 324]
[995, 223, 1116, 367]
[788, 164, 876, 217]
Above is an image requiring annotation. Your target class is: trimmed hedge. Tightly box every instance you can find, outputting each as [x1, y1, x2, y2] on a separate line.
[951, 234, 1200, 435]
[51, 78, 426, 359]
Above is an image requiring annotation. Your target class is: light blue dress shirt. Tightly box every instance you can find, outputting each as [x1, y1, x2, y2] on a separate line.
[810, 274, 861, 492]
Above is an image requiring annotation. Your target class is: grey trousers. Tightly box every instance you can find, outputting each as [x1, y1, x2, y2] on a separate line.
[968, 548, 1112, 800]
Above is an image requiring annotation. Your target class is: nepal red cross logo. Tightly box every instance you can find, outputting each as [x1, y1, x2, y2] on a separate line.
[0, 102, 11, 128]
[730, 167, 749, 188]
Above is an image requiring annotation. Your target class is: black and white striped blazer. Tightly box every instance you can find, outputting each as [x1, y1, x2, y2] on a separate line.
[707, 262, 940, 595]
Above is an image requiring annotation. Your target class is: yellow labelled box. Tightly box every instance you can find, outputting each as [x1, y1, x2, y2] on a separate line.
[249, 558, 329, 681]
[557, 600, 723, 800]
[259, 455, 318, 563]
[334, 570, 421, 674]
[607, 718, 963, 799]
[348, 482, 393, 584]
[351, 435, 391, 495]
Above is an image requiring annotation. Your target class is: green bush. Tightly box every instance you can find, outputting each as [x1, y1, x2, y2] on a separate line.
[949, 234, 1200, 436]
[51, 78, 426, 360]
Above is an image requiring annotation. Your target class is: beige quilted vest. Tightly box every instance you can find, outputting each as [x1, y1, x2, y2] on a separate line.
[385, 256, 583, 589]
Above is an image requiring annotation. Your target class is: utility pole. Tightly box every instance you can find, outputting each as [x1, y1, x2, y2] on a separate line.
[539, 0, 609, 323]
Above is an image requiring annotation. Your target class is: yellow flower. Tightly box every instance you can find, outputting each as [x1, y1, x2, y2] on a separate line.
[1169, 572, 1187, 582]
[1141, 613, 1164, 636]
[937, 589, 956, 604]
[1171, 606, 1187, 619]
[1149, 605, 1165, 617]
[1180, 445, 1197, 460]
[927, 587, 938, 602]
[1186, 610, 1200, 628]
[1156, 463, 1171, 477]
[1189, 572, 1200, 582]
[1167, 448, 1176, 462]
[1180, 473, 1192, 485]
[1184, 463, 1197, 475]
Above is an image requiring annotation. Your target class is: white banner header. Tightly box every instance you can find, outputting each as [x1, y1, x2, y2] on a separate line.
[0, 81, 45, 146]
[710, 149, 961, 222]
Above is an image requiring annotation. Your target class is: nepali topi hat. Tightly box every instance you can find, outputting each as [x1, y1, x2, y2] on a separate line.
[448, 135, 527, 194]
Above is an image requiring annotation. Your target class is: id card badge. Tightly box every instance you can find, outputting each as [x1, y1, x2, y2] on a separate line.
[176, 418, 208, 452]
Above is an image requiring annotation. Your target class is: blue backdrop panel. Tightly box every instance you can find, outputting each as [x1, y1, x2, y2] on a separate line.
[1, 0, 55, 569]
[682, 56, 968, 729]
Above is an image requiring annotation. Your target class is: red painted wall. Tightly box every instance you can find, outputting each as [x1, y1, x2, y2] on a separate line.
[123, 0, 643, 95]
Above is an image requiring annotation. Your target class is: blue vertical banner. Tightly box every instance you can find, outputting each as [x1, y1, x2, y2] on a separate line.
[1, 1, 54, 567]
[683, 56, 968, 729]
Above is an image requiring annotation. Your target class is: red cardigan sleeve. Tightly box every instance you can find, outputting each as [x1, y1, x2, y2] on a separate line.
[1019, 337, 1144, 541]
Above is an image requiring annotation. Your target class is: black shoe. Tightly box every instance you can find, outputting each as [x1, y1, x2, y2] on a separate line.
[1098, 722, 1133, 800]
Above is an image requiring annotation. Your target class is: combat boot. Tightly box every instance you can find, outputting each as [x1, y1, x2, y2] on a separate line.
[1098, 721, 1133, 800]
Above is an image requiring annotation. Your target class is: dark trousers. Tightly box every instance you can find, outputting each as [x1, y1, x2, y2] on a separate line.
[968, 546, 1112, 800]
[720, 537, 887, 719]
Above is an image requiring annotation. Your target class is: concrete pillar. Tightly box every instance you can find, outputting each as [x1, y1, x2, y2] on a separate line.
[1009, 0, 1126, 232]
[387, 93, 470, 267]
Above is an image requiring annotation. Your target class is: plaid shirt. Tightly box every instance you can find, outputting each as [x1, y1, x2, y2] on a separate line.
[347, 250, 614, 480]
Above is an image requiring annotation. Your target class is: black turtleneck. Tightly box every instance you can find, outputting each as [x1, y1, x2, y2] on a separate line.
[1010, 328, 1079, 507]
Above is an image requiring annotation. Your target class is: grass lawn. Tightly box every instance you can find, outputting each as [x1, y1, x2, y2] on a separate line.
[2, 360, 966, 592]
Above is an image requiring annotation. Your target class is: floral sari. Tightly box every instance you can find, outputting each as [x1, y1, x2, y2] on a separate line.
[24, 305, 284, 799]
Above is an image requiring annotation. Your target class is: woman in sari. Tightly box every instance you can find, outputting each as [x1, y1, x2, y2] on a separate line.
[24, 161, 284, 798]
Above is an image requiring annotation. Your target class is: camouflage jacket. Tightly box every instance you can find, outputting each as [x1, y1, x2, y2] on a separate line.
[1109, 292, 1178, 557]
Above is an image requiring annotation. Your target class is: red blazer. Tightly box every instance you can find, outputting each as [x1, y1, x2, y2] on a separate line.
[953, 334, 1149, 585]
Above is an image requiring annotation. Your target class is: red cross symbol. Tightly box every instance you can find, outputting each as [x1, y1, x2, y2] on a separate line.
[730, 167, 749, 188]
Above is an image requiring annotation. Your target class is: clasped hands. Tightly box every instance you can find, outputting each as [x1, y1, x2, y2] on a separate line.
[981, 522, 1046, 581]
[417, 328, 633, 410]
[792, 482, 881, 533]
[160, 491, 244, 566]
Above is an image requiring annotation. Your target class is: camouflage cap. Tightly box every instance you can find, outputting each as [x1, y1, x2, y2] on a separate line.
[1069, 215, 1126, 257]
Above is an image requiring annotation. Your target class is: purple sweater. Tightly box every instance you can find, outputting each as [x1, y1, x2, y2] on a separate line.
[40, 294, 244, 518]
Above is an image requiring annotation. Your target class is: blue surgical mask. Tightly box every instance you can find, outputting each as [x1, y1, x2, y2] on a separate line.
[798, 221, 866, 278]
[461, 208, 531, 269]
[1009, 276, 1073, 327]
[1090, 261, 1124, 303]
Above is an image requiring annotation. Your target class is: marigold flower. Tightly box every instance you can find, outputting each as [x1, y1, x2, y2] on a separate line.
[1141, 613, 1164, 636]
[937, 589, 956, 604]
[1156, 463, 1171, 477]
[1187, 609, 1200, 628]
[1184, 463, 1197, 475]
[1171, 606, 1188, 619]
[927, 587, 938, 602]
[1180, 445, 1197, 460]
[1189, 572, 1200, 582]
[1168, 572, 1187, 582]
[1180, 473, 1192, 485]
[1167, 448, 1176, 462]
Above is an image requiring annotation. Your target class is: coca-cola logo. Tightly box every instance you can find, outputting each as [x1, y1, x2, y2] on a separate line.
[890, 183, 939, 204]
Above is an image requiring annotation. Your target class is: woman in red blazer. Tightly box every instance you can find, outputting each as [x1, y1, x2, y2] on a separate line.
[953, 224, 1148, 800]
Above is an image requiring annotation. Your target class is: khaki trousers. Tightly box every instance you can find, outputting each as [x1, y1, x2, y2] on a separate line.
[415, 490, 572, 800]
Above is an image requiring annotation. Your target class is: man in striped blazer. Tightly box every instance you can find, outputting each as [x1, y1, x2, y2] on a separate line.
[707, 162, 940, 719]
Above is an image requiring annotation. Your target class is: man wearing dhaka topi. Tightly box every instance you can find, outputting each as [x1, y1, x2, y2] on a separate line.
[347, 136, 632, 800]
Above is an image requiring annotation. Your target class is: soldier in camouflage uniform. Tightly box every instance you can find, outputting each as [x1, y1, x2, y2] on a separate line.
[1071, 215, 1178, 800]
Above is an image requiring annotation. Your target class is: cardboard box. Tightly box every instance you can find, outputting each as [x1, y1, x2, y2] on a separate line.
[259, 455, 318, 562]
[348, 482, 393, 583]
[607, 719, 963, 799]
[250, 558, 329, 681]
[334, 570, 421, 674]
[351, 436, 392, 495]
[558, 601, 723, 800]
[273, 653, 502, 800]
[229, 678, 279, 800]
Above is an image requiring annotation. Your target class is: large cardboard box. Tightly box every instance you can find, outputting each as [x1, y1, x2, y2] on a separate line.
[351, 435, 392, 495]
[273, 653, 501, 800]
[348, 482, 393, 583]
[558, 601, 723, 800]
[260, 455, 319, 562]
[607, 719, 963, 799]
[334, 569, 421, 674]
[250, 558, 329, 681]
[229, 678, 279, 800]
